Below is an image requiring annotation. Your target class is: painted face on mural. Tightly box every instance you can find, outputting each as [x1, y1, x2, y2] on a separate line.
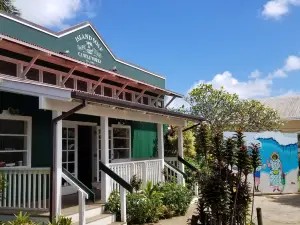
[271, 152, 279, 161]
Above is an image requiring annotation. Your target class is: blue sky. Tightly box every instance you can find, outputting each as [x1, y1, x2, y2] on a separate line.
[14, 0, 300, 99]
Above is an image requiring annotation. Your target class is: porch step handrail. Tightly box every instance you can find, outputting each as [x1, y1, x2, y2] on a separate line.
[164, 161, 187, 179]
[99, 161, 133, 222]
[99, 161, 133, 193]
[62, 168, 92, 225]
[62, 168, 95, 202]
[178, 156, 199, 172]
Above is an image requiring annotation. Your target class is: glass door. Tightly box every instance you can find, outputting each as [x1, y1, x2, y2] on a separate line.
[96, 127, 112, 182]
[62, 125, 78, 195]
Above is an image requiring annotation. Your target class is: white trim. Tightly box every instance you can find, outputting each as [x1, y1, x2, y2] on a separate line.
[40, 97, 186, 126]
[61, 124, 78, 196]
[62, 120, 97, 127]
[0, 13, 166, 80]
[0, 111, 32, 168]
[111, 124, 131, 163]
[0, 74, 71, 101]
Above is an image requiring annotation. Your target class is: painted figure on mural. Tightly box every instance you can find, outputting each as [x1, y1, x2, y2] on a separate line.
[267, 152, 284, 192]
[254, 164, 266, 192]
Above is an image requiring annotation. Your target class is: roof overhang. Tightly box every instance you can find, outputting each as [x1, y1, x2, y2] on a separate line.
[0, 34, 183, 98]
[71, 91, 205, 122]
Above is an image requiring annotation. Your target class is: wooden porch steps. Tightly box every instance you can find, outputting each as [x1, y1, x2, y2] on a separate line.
[62, 199, 119, 225]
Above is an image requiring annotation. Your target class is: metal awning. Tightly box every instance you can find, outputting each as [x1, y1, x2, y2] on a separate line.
[71, 91, 205, 122]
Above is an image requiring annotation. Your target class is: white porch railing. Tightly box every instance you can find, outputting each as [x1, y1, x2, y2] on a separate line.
[0, 167, 50, 211]
[108, 159, 163, 192]
[164, 157, 179, 182]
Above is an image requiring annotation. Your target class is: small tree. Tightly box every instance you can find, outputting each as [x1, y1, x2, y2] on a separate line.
[186, 83, 282, 133]
[0, 0, 20, 16]
[249, 143, 261, 223]
[195, 124, 251, 225]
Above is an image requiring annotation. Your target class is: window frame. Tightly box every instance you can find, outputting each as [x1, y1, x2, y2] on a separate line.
[0, 112, 32, 168]
[111, 124, 131, 162]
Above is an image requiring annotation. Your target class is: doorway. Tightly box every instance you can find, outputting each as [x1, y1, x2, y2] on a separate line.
[78, 125, 93, 189]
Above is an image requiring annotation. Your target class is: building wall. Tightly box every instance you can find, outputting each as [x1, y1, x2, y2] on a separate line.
[0, 15, 165, 88]
[224, 131, 299, 194]
[0, 91, 158, 167]
[280, 120, 300, 133]
[0, 91, 52, 167]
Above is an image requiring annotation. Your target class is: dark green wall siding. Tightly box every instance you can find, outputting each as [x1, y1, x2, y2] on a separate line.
[0, 91, 158, 166]
[0, 16, 165, 88]
[0, 91, 52, 167]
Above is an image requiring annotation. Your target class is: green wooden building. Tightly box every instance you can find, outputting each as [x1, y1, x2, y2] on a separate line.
[0, 11, 203, 225]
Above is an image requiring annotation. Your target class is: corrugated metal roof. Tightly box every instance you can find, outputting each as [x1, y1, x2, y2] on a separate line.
[260, 95, 300, 119]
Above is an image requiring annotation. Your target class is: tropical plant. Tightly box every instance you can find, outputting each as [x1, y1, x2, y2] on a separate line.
[6, 212, 37, 225]
[194, 124, 252, 225]
[0, 0, 20, 16]
[48, 216, 72, 225]
[105, 190, 121, 217]
[158, 182, 193, 217]
[186, 83, 282, 133]
[164, 121, 196, 157]
[249, 143, 261, 223]
[130, 175, 142, 193]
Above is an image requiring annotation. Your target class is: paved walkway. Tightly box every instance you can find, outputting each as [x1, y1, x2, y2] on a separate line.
[253, 194, 300, 225]
[158, 194, 300, 225]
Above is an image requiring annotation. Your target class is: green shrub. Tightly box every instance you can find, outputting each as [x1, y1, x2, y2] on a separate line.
[6, 212, 38, 225]
[158, 182, 193, 216]
[127, 192, 163, 224]
[105, 182, 192, 224]
[48, 216, 72, 225]
[105, 190, 121, 220]
[130, 175, 142, 192]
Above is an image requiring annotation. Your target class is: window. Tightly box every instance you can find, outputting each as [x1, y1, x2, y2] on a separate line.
[125, 92, 132, 102]
[104, 86, 113, 97]
[26, 68, 39, 81]
[0, 60, 16, 76]
[143, 96, 149, 105]
[0, 114, 31, 167]
[77, 80, 87, 92]
[112, 125, 131, 161]
[43, 71, 57, 85]
[65, 78, 74, 89]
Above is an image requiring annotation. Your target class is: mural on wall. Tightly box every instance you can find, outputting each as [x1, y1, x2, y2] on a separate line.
[224, 132, 299, 194]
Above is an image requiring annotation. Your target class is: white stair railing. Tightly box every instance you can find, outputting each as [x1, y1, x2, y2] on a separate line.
[62, 171, 89, 225]
[0, 167, 50, 211]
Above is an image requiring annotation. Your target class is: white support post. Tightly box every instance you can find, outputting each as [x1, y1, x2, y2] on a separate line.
[101, 116, 110, 202]
[120, 187, 127, 222]
[178, 126, 185, 186]
[78, 191, 86, 225]
[52, 111, 62, 218]
[142, 162, 147, 186]
[157, 123, 165, 182]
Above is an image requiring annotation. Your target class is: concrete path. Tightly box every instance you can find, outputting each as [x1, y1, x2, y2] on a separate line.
[158, 194, 300, 225]
[253, 194, 300, 225]
[157, 201, 197, 225]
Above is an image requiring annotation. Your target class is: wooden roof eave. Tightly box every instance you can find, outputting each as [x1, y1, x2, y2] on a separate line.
[71, 91, 205, 122]
[0, 35, 183, 98]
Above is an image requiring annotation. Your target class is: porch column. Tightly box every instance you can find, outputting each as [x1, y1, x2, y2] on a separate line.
[52, 111, 62, 218]
[157, 123, 165, 182]
[101, 116, 110, 202]
[178, 126, 185, 185]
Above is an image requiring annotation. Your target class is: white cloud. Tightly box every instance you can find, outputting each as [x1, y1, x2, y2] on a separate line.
[284, 55, 300, 71]
[280, 89, 300, 96]
[190, 71, 272, 99]
[262, 0, 300, 19]
[249, 70, 261, 79]
[14, 0, 101, 29]
[268, 68, 287, 78]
